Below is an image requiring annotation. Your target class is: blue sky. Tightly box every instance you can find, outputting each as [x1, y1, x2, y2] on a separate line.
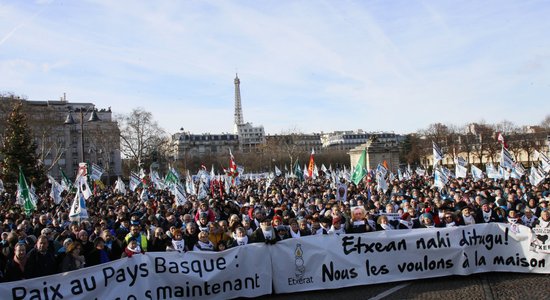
[1, 0, 549, 135]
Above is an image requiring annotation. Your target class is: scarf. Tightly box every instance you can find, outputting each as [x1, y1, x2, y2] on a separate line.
[236, 236, 248, 246]
[125, 245, 142, 257]
[399, 219, 413, 229]
[539, 219, 550, 228]
[196, 240, 214, 251]
[482, 210, 492, 222]
[445, 221, 456, 227]
[289, 228, 301, 238]
[171, 239, 186, 252]
[463, 215, 475, 225]
[380, 223, 393, 230]
[262, 228, 274, 240]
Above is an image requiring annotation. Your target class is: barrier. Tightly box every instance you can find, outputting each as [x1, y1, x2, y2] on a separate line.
[0, 224, 548, 299]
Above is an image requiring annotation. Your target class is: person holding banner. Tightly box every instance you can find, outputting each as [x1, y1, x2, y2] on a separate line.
[533, 210, 550, 228]
[121, 237, 144, 258]
[346, 206, 374, 233]
[474, 200, 499, 223]
[250, 217, 280, 244]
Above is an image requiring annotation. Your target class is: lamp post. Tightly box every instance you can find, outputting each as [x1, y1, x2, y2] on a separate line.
[64, 107, 101, 163]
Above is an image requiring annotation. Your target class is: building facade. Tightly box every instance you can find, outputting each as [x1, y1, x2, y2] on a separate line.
[0, 97, 122, 180]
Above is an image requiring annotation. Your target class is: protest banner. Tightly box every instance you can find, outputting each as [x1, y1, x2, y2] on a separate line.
[0, 244, 271, 300]
[270, 223, 549, 294]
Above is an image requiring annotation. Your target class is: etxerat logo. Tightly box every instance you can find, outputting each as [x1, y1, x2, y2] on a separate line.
[288, 243, 313, 285]
[530, 227, 550, 253]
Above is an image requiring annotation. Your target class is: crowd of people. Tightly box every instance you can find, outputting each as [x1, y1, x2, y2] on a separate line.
[0, 170, 548, 283]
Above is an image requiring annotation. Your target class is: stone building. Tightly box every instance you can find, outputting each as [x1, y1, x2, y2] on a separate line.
[349, 138, 402, 173]
[0, 96, 122, 180]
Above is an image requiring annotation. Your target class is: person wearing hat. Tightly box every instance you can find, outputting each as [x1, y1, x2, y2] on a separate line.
[419, 213, 436, 228]
[474, 199, 499, 223]
[250, 217, 279, 244]
[398, 213, 419, 229]
[328, 216, 346, 234]
[194, 201, 216, 223]
[276, 225, 291, 240]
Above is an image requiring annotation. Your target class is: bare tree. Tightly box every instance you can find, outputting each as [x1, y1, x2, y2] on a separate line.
[541, 115, 550, 129]
[118, 108, 167, 169]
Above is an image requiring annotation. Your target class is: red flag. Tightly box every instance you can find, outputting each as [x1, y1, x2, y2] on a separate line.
[497, 132, 508, 149]
[307, 149, 315, 178]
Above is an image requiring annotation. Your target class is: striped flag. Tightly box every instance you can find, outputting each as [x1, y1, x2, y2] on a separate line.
[500, 147, 515, 169]
[90, 163, 105, 181]
[497, 132, 508, 149]
[434, 167, 448, 190]
[455, 156, 468, 167]
[173, 184, 187, 206]
[129, 172, 141, 192]
[529, 166, 545, 186]
[455, 164, 467, 178]
[307, 149, 315, 178]
[534, 150, 550, 173]
[433, 141, 444, 164]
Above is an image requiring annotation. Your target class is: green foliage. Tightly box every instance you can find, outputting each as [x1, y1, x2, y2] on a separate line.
[0, 101, 45, 193]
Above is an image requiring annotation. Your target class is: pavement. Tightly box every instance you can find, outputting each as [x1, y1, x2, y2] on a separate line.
[249, 273, 550, 300]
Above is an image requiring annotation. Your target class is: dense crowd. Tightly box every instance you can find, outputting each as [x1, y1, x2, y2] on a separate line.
[0, 171, 548, 283]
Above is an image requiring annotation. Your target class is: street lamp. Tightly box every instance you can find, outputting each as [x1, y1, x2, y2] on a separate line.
[64, 107, 101, 163]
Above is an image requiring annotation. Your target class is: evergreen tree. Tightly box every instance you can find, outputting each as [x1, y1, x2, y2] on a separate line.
[0, 101, 45, 193]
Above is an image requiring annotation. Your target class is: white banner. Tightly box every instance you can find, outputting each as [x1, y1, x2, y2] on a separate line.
[0, 245, 271, 300]
[270, 224, 549, 294]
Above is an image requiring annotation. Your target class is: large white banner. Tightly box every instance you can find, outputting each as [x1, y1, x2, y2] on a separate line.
[0, 244, 272, 300]
[1, 224, 549, 299]
[270, 223, 549, 294]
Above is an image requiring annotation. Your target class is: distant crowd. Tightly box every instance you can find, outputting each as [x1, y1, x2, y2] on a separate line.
[0, 171, 548, 282]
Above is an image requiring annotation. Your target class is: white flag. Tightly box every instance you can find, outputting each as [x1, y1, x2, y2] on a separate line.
[274, 166, 282, 177]
[455, 164, 467, 178]
[69, 187, 88, 222]
[471, 165, 484, 182]
[434, 167, 448, 190]
[173, 184, 187, 206]
[433, 141, 444, 164]
[129, 172, 140, 192]
[47, 175, 63, 205]
[77, 175, 92, 200]
[500, 147, 515, 169]
[114, 176, 126, 194]
[535, 150, 550, 173]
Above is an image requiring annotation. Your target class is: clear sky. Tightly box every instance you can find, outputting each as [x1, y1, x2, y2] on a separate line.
[1, 0, 549, 135]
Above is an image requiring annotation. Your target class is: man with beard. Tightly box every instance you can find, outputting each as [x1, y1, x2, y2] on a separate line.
[250, 217, 280, 244]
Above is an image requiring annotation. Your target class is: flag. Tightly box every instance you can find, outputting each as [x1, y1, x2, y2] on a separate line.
[398, 169, 404, 181]
[511, 163, 526, 179]
[164, 168, 179, 186]
[17, 168, 37, 214]
[500, 147, 515, 169]
[376, 173, 388, 193]
[486, 163, 501, 179]
[497, 132, 508, 149]
[129, 172, 141, 192]
[455, 164, 467, 178]
[0, 179, 4, 193]
[382, 160, 389, 170]
[226, 150, 239, 185]
[173, 184, 187, 206]
[114, 176, 126, 194]
[498, 165, 510, 180]
[529, 166, 545, 186]
[47, 175, 63, 205]
[293, 159, 303, 180]
[90, 163, 105, 181]
[77, 175, 93, 200]
[376, 163, 388, 178]
[433, 141, 444, 165]
[471, 165, 484, 182]
[415, 167, 426, 177]
[307, 149, 315, 178]
[351, 149, 367, 185]
[434, 167, 448, 190]
[186, 172, 196, 196]
[69, 186, 88, 222]
[140, 188, 148, 202]
[60, 169, 74, 193]
[534, 150, 550, 173]
[274, 166, 282, 177]
[455, 156, 468, 167]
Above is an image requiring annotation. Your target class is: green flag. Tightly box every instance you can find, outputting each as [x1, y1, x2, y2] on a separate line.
[164, 168, 179, 185]
[351, 149, 367, 185]
[17, 168, 37, 214]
